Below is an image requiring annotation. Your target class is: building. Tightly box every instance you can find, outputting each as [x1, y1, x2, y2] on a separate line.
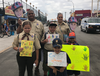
[75, 10, 91, 21]
[93, 10, 100, 17]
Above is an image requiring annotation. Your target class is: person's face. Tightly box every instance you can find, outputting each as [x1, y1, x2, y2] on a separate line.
[70, 23, 77, 31]
[53, 47, 62, 54]
[49, 26, 56, 33]
[57, 14, 63, 23]
[23, 24, 31, 34]
[27, 11, 35, 21]
[14, 7, 23, 17]
[69, 38, 76, 43]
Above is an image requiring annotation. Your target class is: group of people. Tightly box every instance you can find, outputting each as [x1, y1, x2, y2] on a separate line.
[12, 10, 80, 76]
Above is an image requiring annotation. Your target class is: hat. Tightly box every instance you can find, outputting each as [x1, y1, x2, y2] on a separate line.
[49, 23, 57, 27]
[68, 17, 77, 23]
[12, 2, 23, 12]
[52, 38, 62, 48]
[69, 32, 76, 38]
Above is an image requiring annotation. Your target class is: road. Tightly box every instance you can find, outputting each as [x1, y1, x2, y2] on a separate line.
[0, 26, 100, 76]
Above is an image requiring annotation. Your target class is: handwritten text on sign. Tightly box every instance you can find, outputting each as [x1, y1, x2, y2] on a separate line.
[48, 52, 67, 67]
[20, 40, 33, 57]
[46, 34, 59, 44]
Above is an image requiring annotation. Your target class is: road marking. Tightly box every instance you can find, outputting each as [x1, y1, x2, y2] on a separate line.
[0, 46, 12, 53]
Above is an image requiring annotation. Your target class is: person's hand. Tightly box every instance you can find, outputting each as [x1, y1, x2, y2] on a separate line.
[44, 39, 48, 43]
[53, 68, 59, 76]
[34, 59, 38, 66]
[59, 67, 66, 73]
[19, 47, 23, 52]
[67, 63, 68, 66]
[18, 19, 22, 26]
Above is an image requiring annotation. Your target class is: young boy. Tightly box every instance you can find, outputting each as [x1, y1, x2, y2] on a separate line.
[65, 32, 80, 76]
[12, 2, 23, 17]
[68, 17, 77, 32]
[47, 38, 71, 76]
[41, 23, 59, 76]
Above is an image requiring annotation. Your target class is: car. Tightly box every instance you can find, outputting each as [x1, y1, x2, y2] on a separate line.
[80, 17, 100, 33]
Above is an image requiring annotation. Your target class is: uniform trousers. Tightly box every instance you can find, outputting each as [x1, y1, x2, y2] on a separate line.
[16, 51, 36, 76]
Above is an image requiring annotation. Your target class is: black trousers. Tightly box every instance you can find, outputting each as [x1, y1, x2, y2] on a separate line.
[16, 52, 36, 76]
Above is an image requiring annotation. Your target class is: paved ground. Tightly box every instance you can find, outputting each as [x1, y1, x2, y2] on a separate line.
[0, 26, 100, 76]
[0, 33, 17, 53]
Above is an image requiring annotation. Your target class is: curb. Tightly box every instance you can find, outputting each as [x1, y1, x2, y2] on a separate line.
[0, 46, 12, 53]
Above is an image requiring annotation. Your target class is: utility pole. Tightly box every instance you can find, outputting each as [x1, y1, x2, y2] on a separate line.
[2, 0, 4, 15]
[97, 0, 99, 17]
[91, 0, 93, 17]
[65, 12, 66, 20]
[13, 0, 15, 3]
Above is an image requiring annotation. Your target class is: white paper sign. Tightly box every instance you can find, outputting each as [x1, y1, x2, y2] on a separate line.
[46, 34, 59, 44]
[48, 52, 67, 67]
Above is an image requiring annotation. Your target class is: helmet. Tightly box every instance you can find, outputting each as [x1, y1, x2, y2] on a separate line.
[68, 17, 77, 23]
[12, 2, 23, 11]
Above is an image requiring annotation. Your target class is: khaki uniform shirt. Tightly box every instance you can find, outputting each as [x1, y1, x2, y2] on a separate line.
[41, 31, 58, 50]
[55, 22, 70, 43]
[21, 19, 44, 41]
[12, 31, 41, 52]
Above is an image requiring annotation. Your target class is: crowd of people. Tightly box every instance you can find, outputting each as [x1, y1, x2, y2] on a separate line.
[12, 10, 80, 76]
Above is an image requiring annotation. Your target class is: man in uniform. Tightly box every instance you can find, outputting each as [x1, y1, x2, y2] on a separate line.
[55, 13, 70, 43]
[17, 10, 44, 76]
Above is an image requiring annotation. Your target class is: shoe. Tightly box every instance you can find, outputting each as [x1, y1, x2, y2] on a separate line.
[35, 69, 40, 76]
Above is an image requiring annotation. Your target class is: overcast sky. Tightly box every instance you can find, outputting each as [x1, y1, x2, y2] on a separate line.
[0, 0, 98, 20]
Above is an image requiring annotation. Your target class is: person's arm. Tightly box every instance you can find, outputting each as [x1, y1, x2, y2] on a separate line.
[16, 19, 23, 34]
[41, 33, 48, 44]
[65, 23, 70, 35]
[12, 36, 23, 52]
[17, 25, 23, 34]
[34, 35, 41, 66]
[13, 47, 23, 52]
[40, 22, 45, 40]
[59, 67, 66, 73]
[49, 66, 59, 75]
[41, 39, 48, 44]
[34, 49, 39, 66]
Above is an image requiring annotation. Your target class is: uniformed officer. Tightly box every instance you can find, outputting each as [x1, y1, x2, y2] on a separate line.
[55, 13, 70, 43]
[41, 23, 59, 76]
[12, 21, 41, 76]
[17, 10, 45, 75]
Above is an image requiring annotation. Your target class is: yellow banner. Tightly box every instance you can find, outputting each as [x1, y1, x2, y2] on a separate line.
[20, 40, 33, 57]
[61, 45, 90, 72]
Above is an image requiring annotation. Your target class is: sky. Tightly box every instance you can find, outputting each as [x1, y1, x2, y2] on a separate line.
[0, 0, 99, 20]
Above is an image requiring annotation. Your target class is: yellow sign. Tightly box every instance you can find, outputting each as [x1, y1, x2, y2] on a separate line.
[61, 45, 90, 72]
[20, 40, 33, 57]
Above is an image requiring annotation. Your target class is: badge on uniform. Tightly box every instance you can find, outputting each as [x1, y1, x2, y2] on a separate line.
[37, 23, 38, 25]
[31, 34, 34, 38]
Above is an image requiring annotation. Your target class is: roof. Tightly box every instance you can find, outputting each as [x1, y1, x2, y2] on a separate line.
[75, 10, 91, 14]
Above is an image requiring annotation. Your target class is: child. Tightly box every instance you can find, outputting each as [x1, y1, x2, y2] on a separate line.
[12, 21, 41, 76]
[47, 38, 71, 76]
[65, 32, 80, 76]
[12, 2, 24, 17]
[68, 17, 77, 32]
[41, 23, 59, 76]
